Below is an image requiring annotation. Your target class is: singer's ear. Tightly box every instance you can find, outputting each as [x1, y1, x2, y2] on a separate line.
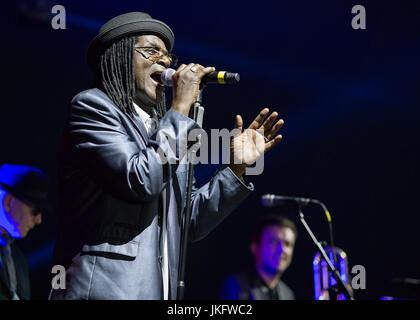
[2, 193, 13, 213]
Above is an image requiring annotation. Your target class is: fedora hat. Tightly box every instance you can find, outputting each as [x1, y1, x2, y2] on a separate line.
[86, 12, 175, 71]
[0, 164, 49, 213]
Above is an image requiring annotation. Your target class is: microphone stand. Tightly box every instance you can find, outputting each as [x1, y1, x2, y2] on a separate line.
[298, 205, 354, 300]
[176, 88, 205, 300]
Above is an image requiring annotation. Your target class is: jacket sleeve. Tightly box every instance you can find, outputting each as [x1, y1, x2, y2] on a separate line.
[188, 166, 254, 241]
[67, 90, 199, 202]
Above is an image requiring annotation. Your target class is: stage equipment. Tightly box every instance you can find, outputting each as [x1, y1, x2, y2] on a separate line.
[313, 246, 350, 300]
[177, 74, 240, 300]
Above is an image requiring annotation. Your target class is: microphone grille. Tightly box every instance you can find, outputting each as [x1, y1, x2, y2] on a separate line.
[225, 72, 240, 83]
[161, 68, 176, 87]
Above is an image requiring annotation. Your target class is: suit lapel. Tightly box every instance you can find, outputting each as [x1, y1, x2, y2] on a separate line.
[127, 113, 149, 144]
[0, 250, 11, 299]
[251, 286, 265, 300]
[11, 246, 29, 300]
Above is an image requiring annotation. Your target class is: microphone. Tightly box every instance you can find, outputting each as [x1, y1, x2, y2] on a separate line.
[391, 278, 420, 289]
[161, 68, 240, 87]
[261, 194, 313, 207]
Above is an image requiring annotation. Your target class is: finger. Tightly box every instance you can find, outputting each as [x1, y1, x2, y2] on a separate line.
[265, 119, 284, 140]
[172, 63, 189, 81]
[260, 111, 278, 133]
[175, 63, 187, 73]
[179, 63, 204, 82]
[187, 63, 204, 72]
[232, 115, 243, 138]
[194, 65, 215, 82]
[264, 134, 282, 152]
[200, 66, 216, 76]
[247, 108, 270, 130]
[234, 115, 243, 133]
[180, 63, 196, 74]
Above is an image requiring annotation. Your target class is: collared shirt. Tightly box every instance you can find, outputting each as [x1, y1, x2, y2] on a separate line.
[255, 275, 280, 300]
[249, 268, 295, 300]
[133, 102, 159, 136]
[133, 102, 169, 300]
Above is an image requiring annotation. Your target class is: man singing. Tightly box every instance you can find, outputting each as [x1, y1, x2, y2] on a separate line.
[51, 12, 283, 300]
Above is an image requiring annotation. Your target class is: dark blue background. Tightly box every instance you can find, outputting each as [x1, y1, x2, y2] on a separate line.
[1, 0, 419, 300]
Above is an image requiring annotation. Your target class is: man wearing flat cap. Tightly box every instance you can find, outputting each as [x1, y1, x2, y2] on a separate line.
[0, 164, 47, 300]
[51, 12, 283, 300]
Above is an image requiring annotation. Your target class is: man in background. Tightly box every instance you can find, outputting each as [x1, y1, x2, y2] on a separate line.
[220, 215, 297, 300]
[0, 164, 47, 300]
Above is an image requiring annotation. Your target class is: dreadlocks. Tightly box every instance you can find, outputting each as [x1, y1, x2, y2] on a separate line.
[95, 35, 167, 119]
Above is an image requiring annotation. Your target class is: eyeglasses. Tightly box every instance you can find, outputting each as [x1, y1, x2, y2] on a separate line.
[135, 46, 178, 66]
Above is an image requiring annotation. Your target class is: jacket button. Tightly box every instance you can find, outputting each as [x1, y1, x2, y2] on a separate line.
[158, 255, 163, 264]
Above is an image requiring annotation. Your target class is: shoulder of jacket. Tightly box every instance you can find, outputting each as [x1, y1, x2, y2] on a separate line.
[71, 87, 110, 104]
[278, 279, 295, 299]
[70, 88, 123, 117]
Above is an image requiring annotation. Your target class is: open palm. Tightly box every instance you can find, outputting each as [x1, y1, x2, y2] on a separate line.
[229, 108, 284, 176]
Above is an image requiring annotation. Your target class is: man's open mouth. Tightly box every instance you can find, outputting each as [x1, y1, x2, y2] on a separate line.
[150, 71, 164, 87]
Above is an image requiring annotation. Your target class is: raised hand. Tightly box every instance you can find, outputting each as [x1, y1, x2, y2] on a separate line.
[228, 108, 284, 178]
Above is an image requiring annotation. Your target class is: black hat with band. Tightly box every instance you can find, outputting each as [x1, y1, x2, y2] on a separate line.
[0, 164, 49, 213]
[86, 12, 175, 71]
